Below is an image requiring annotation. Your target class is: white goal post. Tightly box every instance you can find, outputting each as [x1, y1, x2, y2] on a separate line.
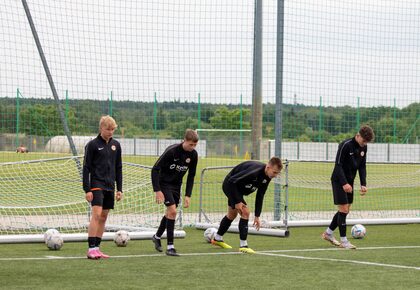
[0, 156, 185, 243]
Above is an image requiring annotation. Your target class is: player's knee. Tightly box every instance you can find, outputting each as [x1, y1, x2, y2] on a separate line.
[241, 208, 250, 219]
[166, 207, 177, 219]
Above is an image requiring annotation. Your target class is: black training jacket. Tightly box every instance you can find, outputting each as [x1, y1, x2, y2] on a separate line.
[151, 143, 198, 197]
[331, 137, 367, 186]
[83, 134, 122, 193]
[223, 161, 272, 217]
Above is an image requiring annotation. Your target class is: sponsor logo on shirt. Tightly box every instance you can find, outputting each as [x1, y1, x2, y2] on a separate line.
[170, 164, 189, 172]
[98, 147, 104, 151]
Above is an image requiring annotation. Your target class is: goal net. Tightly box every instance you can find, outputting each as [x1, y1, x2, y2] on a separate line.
[196, 129, 252, 159]
[284, 160, 420, 226]
[0, 156, 184, 242]
[197, 161, 420, 229]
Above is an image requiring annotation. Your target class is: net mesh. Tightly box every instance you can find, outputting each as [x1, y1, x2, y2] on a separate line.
[0, 157, 164, 234]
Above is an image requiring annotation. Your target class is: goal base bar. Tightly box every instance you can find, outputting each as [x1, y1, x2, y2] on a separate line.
[270, 218, 420, 227]
[196, 222, 289, 237]
[0, 230, 186, 244]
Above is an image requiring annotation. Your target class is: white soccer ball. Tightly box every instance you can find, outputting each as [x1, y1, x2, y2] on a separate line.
[44, 228, 59, 244]
[46, 233, 64, 250]
[203, 227, 218, 243]
[114, 230, 130, 247]
[351, 224, 366, 239]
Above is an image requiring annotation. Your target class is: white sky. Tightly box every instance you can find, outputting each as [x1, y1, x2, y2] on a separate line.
[0, 0, 419, 108]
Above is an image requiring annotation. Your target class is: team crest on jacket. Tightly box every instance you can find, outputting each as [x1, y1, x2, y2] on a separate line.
[186, 158, 191, 163]
[111, 145, 116, 151]
[360, 151, 365, 157]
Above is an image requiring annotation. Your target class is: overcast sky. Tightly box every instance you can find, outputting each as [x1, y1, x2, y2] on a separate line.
[0, 0, 419, 108]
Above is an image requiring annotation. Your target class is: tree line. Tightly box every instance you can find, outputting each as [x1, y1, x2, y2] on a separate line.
[0, 97, 418, 143]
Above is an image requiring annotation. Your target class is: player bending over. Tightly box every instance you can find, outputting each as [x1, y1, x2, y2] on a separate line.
[322, 125, 374, 249]
[212, 157, 282, 254]
[151, 129, 199, 256]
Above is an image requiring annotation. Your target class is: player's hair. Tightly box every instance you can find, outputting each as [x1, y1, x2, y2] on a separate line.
[359, 125, 374, 142]
[99, 115, 118, 130]
[268, 156, 283, 170]
[184, 129, 199, 142]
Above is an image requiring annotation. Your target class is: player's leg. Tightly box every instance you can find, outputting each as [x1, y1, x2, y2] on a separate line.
[86, 190, 105, 259]
[212, 188, 239, 249]
[322, 182, 343, 247]
[238, 205, 255, 254]
[95, 190, 114, 258]
[165, 204, 179, 256]
[152, 215, 167, 252]
[161, 187, 180, 256]
[338, 201, 356, 249]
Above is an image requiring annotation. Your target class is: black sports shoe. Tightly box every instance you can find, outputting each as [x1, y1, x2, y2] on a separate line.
[165, 248, 180, 257]
[152, 235, 162, 252]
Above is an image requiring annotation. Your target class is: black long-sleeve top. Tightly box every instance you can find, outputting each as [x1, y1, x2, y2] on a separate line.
[151, 143, 198, 197]
[223, 161, 272, 217]
[331, 137, 367, 187]
[83, 134, 122, 193]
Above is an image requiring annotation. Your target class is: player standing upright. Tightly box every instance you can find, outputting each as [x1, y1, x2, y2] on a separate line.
[151, 129, 199, 256]
[83, 115, 123, 259]
[212, 157, 283, 254]
[322, 125, 374, 249]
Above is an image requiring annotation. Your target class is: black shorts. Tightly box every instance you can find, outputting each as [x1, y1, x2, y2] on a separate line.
[91, 190, 115, 210]
[222, 181, 247, 210]
[332, 181, 353, 205]
[161, 185, 181, 207]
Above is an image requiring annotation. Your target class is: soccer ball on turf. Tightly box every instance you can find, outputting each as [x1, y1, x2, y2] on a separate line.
[44, 228, 59, 244]
[351, 224, 366, 239]
[203, 227, 218, 243]
[114, 230, 130, 247]
[46, 233, 64, 250]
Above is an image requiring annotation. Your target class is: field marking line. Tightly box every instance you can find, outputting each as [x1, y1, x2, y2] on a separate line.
[260, 245, 420, 253]
[0, 251, 241, 261]
[0, 245, 419, 262]
[257, 252, 420, 271]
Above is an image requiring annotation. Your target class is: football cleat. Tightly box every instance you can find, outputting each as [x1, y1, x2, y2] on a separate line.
[321, 232, 341, 247]
[239, 247, 256, 254]
[211, 239, 233, 249]
[340, 241, 357, 249]
[165, 248, 180, 257]
[152, 235, 163, 252]
[97, 249, 110, 258]
[86, 249, 101, 260]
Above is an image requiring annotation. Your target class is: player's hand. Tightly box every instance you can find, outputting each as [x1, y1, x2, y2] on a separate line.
[85, 191, 93, 202]
[155, 191, 164, 204]
[342, 183, 353, 193]
[360, 186, 367, 196]
[183, 196, 190, 208]
[116, 191, 123, 201]
[253, 217, 261, 231]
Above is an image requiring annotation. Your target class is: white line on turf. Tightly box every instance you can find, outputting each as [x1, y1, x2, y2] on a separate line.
[256, 252, 420, 271]
[0, 245, 419, 262]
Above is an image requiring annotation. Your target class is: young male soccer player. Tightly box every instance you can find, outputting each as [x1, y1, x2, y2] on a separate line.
[151, 129, 199, 256]
[212, 157, 283, 254]
[322, 125, 374, 249]
[83, 115, 123, 259]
